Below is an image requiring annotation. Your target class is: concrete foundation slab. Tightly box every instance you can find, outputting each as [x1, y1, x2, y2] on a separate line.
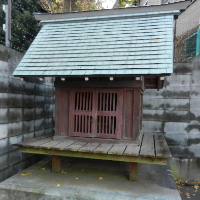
[0, 157, 181, 200]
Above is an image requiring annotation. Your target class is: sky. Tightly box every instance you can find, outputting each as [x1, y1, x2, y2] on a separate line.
[102, 0, 116, 9]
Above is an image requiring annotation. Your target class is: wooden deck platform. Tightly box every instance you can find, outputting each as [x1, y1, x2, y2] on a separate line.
[14, 133, 171, 181]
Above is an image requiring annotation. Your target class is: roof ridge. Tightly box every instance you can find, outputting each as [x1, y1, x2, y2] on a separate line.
[41, 10, 180, 24]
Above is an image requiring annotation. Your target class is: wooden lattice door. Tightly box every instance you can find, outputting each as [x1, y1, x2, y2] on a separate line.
[95, 89, 123, 139]
[69, 89, 123, 139]
[69, 89, 94, 137]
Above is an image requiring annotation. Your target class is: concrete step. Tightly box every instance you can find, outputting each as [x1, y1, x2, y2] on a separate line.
[0, 157, 181, 200]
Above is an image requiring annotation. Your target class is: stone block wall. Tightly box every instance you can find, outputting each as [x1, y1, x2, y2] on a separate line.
[0, 45, 55, 182]
[142, 55, 200, 158]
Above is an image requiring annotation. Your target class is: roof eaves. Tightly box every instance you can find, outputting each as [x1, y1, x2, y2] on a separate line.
[33, 1, 190, 22]
[40, 10, 180, 24]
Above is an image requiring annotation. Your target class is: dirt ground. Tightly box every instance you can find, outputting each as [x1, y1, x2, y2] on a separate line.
[175, 178, 200, 200]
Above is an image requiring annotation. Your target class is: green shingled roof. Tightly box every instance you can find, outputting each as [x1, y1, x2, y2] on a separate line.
[13, 10, 178, 77]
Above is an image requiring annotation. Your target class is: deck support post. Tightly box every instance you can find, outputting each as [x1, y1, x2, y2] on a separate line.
[52, 155, 61, 173]
[129, 162, 138, 181]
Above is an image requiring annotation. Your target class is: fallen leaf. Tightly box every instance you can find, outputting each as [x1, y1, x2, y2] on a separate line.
[154, 197, 158, 199]
[153, 39, 160, 42]
[76, 178, 79, 180]
[8, 183, 12, 184]
[40, 168, 45, 170]
[99, 177, 103, 180]
[194, 185, 199, 190]
[81, 169, 84, 171]
[187, 197, 191, 199]
[57, 183, 60, 187]
[21, 173, 30, 176]
[185, 192, 190, 196]
[61, 171, 67, 174]
[192, 194, 196, 196]
[186, 188, 189, 190]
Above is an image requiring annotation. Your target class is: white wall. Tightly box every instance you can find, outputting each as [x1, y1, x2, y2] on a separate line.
[176, 0, 200, 36]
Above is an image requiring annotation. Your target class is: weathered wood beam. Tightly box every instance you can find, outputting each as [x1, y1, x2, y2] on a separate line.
[19, 147, 168, 165]
[52, 155, 61, 173]
[129, 162, 138, 181]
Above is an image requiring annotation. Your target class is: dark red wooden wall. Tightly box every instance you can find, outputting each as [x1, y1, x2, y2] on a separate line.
[54, 80, 144, 141]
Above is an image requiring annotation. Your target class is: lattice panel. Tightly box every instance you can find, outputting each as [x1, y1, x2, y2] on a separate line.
[69, 89, 122, 139]
[98, 93, 117, 111]
[97, 116, 116, 135]
[75, 92, 93, 111]
[74, 115, 92, 133]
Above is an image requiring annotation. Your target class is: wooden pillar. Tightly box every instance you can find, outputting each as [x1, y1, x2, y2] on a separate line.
[52, 155, 61, 173]
[129, 162, 138, 181]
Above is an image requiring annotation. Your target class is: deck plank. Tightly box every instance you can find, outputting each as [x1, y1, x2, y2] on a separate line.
[65, 142, 87, 152]
[25, 137, 53, 148]
[54, 136, 139, 145]
[154, 133, 171, 158]
[38, 140, 63, 149]
[13, 133, 171, 160]
[108, 144, 127, 155]
[123, 145, 140, 156]
[139, 134, 155, 157]
[93, 144, 113, 154]
[78, 143, 100, 153]
[19, 146, 168, 165]
[13, 134, 53, 147]
[51, 140, 76, 150]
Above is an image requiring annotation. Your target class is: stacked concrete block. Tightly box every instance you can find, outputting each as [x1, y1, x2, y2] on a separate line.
[187, 57, 200, 158]
[0, 45, 54, 182]
[143, 56, 200, 159]
[169, 158, 200, 181]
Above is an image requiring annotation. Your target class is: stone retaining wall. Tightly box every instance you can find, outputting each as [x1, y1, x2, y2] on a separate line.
[143, 55, 200, 158]
[0, 45, 55, 182]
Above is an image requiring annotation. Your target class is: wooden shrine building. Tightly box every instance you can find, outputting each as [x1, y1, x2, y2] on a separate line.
[13, 2, 189, 180]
